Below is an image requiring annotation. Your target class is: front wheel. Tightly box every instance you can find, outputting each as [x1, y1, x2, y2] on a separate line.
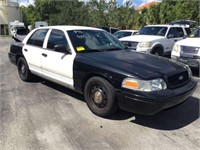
[84, 77, 118, 117]
[17, 57, 33, 81]
[152, 47, 163, 56]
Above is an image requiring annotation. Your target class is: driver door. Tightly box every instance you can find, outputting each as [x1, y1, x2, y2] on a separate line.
[41, 29, 76, 89]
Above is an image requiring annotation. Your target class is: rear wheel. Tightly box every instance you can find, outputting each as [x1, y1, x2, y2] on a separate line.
[84, 77, 118, 117]
[17, 57, 33, 81]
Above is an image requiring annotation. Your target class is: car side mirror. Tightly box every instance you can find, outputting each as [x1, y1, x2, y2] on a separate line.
[167, 34, 175, 38]
[54, 44, 71, 54]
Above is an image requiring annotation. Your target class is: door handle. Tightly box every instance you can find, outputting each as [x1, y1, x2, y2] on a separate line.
[42, 53, 47, 57]
[24, 49, 28, 52]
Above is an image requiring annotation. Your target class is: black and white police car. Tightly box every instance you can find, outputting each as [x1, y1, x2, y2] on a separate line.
[8, 26, 197, 117]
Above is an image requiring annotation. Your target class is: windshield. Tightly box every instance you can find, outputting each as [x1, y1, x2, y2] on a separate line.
[113, 31, 132, 38]
[139, 26, 167, 36]
[67, 30, 125, 52]
[189, 27, 200, 38]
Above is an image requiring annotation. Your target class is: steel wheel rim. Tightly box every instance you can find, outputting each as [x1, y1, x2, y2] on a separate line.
[19, 62, 26, 77]
[90, 84, 107, 108]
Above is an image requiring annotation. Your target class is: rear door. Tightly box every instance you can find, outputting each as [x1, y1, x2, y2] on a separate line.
[23, 29, 48, 73]
[42, 29, 76, 89]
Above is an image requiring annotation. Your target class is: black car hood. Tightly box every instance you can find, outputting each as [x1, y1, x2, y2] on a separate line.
[79, 50, 186, 79]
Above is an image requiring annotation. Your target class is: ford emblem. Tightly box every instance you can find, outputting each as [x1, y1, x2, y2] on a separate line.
[179, 76, 184, 80]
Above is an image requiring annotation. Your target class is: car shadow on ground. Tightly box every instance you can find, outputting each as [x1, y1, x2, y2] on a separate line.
[33, 78, 199, 131]
[41, 79, 85, 102]
[131, 96, 199, 130]
[109, 96, 199, 130]
[31, 77, 85, 101]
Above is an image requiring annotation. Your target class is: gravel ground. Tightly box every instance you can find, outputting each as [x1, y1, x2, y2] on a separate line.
[0, 37, 200, 150]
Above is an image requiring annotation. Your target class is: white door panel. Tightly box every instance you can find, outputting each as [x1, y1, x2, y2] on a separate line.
[41, 50, 75, 87]
[22, 28, 49, 73]
[22, 45, 42, 72]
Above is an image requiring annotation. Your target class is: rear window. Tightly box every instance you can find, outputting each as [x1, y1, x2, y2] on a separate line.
[16, 28, 28, 35]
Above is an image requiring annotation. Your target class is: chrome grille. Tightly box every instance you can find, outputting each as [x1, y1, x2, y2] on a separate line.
[181, 46, 199, 54]
[121, 41, 138, 50]
[167, 71, 189, 88]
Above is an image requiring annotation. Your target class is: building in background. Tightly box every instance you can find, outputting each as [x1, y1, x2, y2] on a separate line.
[136, 1, 160, 12]
[0, 0, 22, 35]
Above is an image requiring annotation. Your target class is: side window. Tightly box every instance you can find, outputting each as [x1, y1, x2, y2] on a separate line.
[176, 27, 184, 37]
[27, 29, 48, 47]
[27, 31, 37, 45]
[47, 29, 68, 51]
[168, 27, 177, 38]
[185, 28, 191, 35]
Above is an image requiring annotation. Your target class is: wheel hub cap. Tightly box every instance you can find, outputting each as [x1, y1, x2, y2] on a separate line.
[94, 90, 103, 104]
[21, 65, 25, 74]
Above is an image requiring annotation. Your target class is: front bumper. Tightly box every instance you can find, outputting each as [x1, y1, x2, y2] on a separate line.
[117, 79, 197, 115]
[172, 56, 200, 69]
[136, 47, 151, 53]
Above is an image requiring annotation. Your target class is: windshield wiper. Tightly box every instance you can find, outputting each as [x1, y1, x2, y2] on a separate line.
[78, 48, 123, 53]
[78, 49, 104, 53]
[103, 48, 123, 51]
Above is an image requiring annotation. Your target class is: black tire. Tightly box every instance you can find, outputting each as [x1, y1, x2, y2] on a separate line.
[17, 57, 33, 81]
[84, 77, 118, 117]
[152, 47, 163, 56]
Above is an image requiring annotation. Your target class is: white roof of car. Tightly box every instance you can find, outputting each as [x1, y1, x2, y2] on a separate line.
[38, 25, 103, 31]
[146, 24, 188, 28]
[118, 30, 138, 32]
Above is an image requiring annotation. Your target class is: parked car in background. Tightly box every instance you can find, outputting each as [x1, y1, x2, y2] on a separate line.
[10, 20, 25, 37]
[10, 20, 29, 42]
[96, 26, 119, 34]
[120, 24, 191, 56]
[35, 21, 48, 28]
[12, 27, 29, 42]
[8, 26, 197, 117]
[171, 26, 200, 70]
[170, 20, 197, 28]
[113, 30, 138, 39]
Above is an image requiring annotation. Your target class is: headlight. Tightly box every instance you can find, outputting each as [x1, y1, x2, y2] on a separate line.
[172, 44, 181, 53]
[184, 65, 192, 78]
[197, 48, 200, 54]
[122, 78, 167, 92]
[138, 42, 152, 48]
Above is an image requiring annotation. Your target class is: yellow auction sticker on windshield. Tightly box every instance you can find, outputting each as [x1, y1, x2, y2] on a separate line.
[76, 46, 85, 51]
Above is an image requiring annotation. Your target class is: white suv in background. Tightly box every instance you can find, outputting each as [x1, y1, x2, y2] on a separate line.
[120, 24, 191, 56]
[113, 30, 138, 39]
[171, 26, 200, 70]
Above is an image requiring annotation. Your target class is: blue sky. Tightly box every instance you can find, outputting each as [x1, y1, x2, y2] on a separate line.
[18, 0, 158, 8]
[118, 0, 158, 7]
